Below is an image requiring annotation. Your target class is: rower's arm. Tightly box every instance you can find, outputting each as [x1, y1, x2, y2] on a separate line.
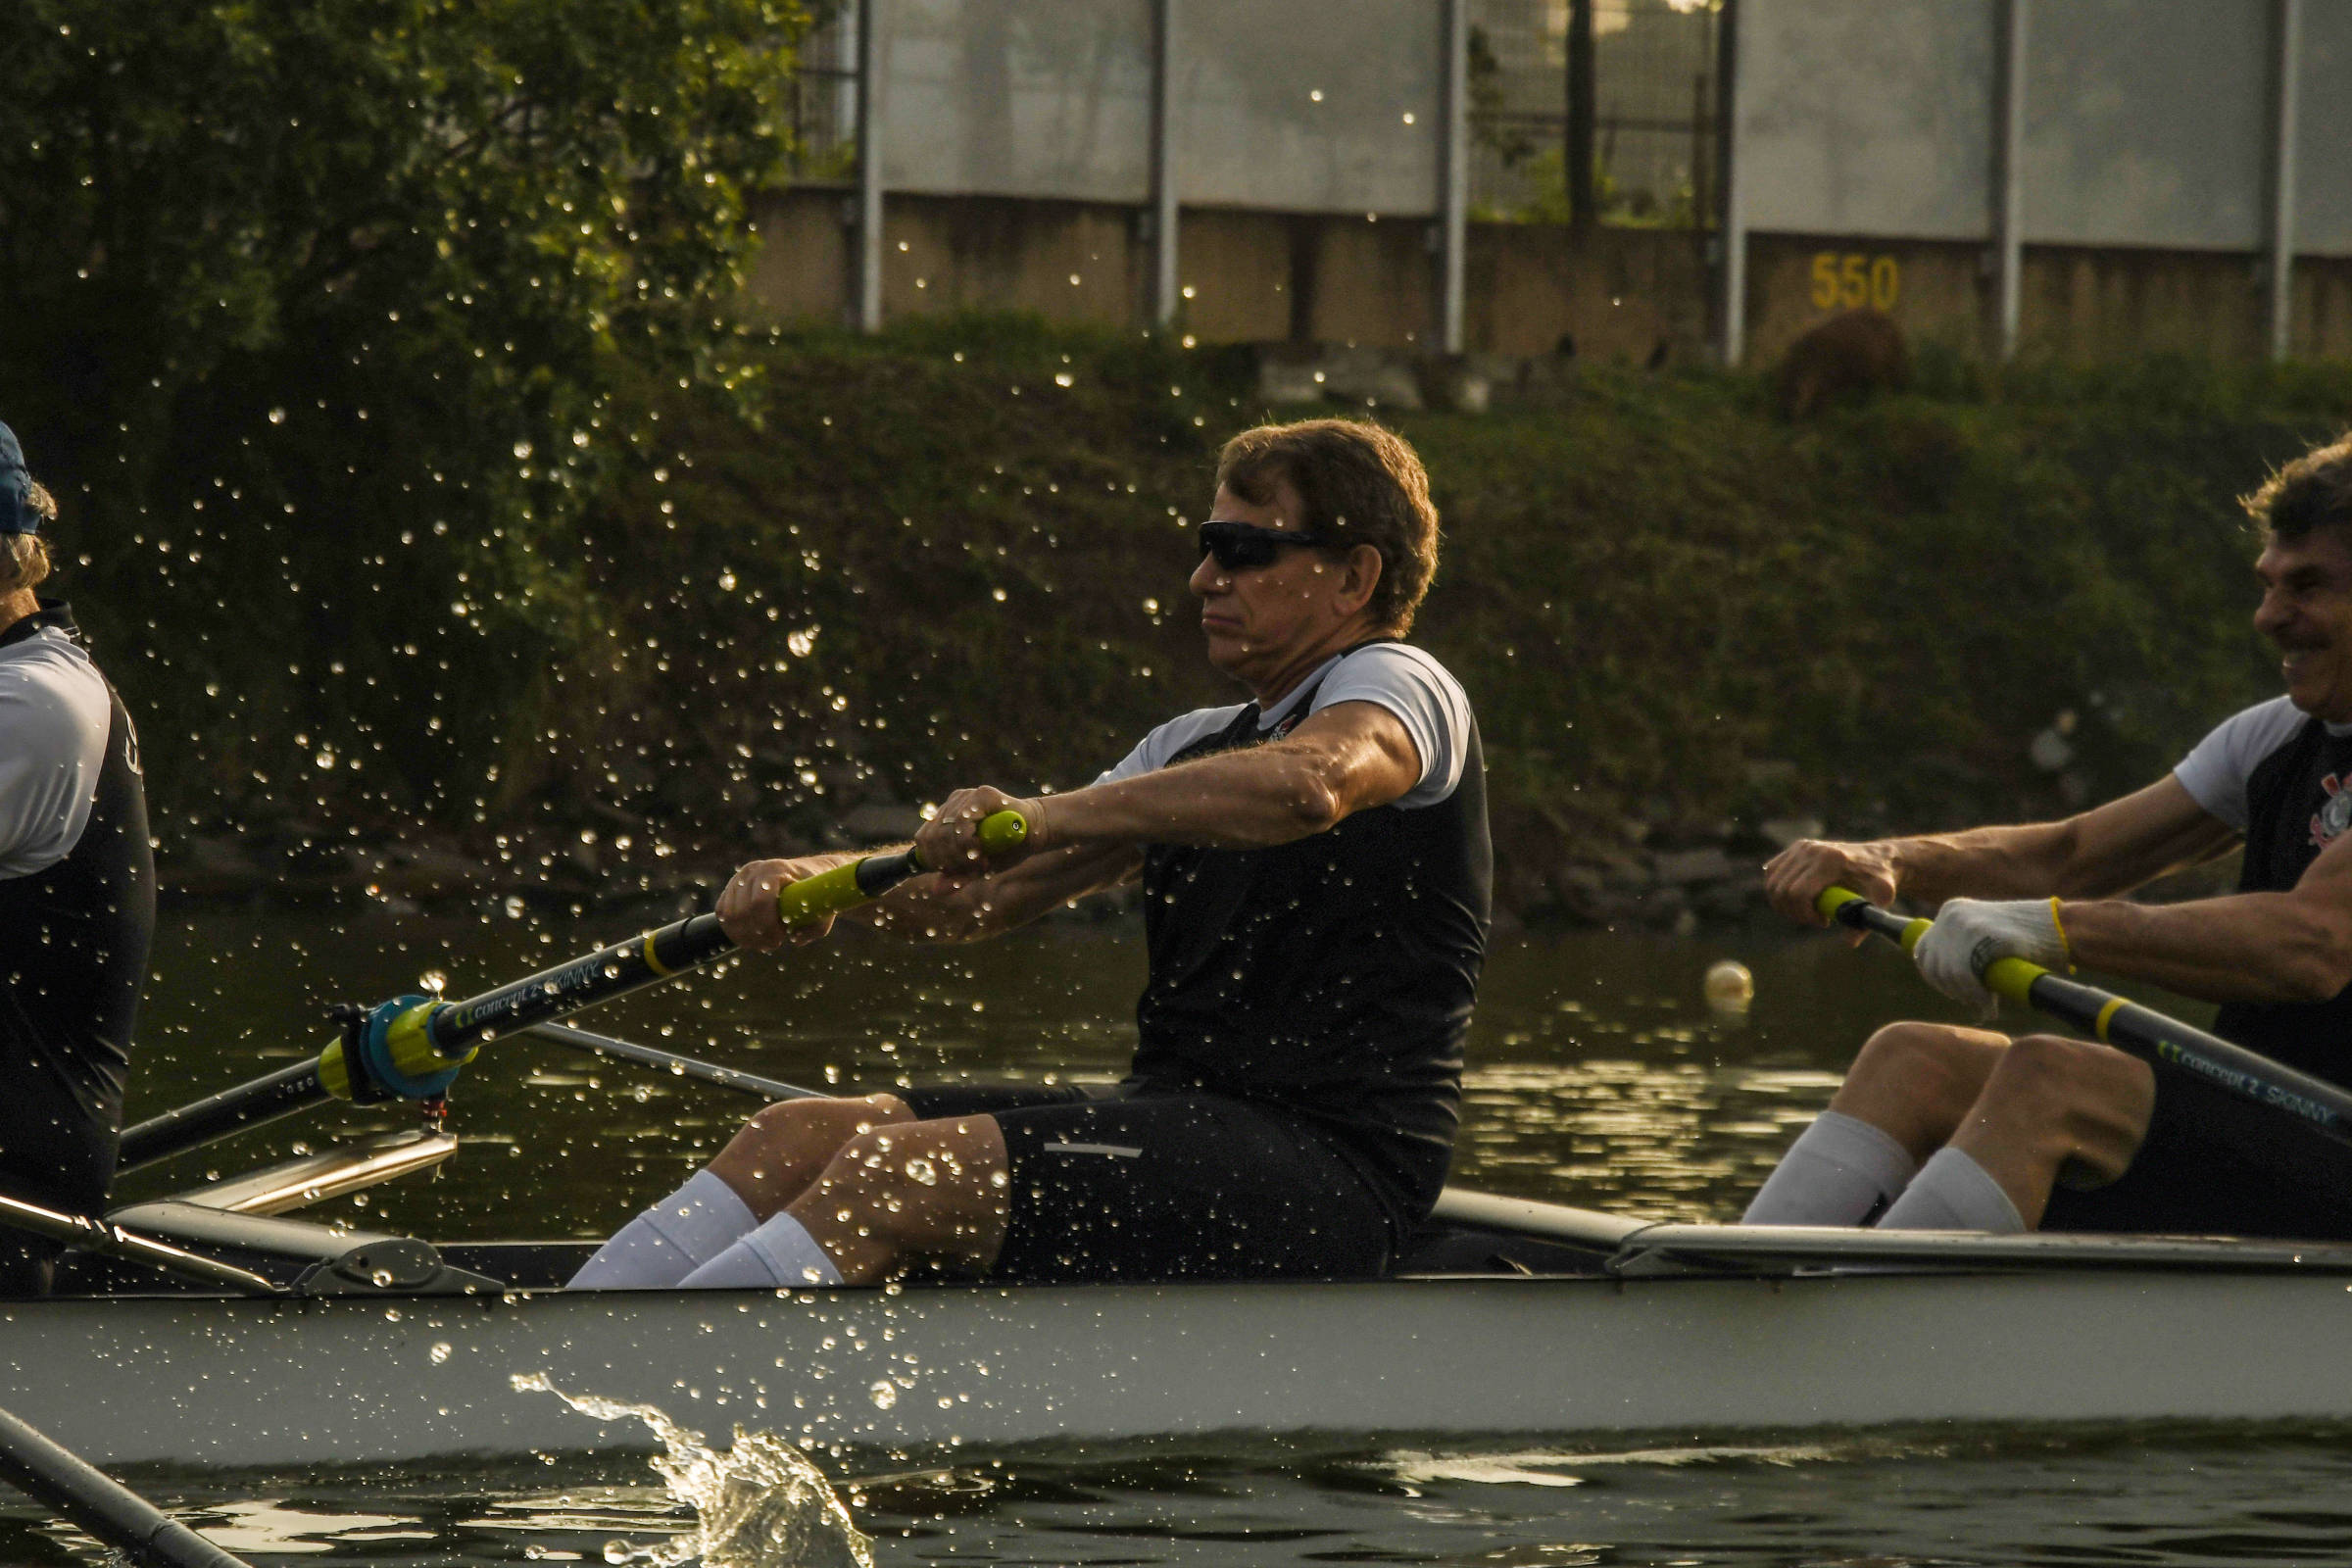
[2061, 832, 2352, 1003]
[716, 839, 1141, 952]
[1022, 700, 1423, 851]
[1896, 778, 2239, 902]
[864, 840, 1144, 943]
[1768, 777, 2239, 922]
[858, 701, 1423, 940]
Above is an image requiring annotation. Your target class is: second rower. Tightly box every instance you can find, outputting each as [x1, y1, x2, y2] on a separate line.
[1750, 432, 2352, 1239]
[571, 417, 1492, 1289]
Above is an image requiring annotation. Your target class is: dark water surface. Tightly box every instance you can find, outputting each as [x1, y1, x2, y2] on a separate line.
[16, 906, 2333, 1566]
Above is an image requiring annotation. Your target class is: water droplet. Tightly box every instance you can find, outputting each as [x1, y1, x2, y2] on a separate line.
[868, 1380, 898, 1409]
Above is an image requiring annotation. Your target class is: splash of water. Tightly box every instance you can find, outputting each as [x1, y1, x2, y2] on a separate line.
[514, 1373, 871, 1568]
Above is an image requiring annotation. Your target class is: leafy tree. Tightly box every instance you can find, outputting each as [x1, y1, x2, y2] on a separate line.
[0, 0, 805, 835]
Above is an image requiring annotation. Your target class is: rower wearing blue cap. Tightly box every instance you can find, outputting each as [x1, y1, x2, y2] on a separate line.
[0, 421, 156, 1296]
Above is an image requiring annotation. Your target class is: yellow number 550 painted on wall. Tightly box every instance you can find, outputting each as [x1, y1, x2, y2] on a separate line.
[1811, 252, 1899, 312]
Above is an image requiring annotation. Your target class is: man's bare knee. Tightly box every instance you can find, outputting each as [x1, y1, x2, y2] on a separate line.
[799, 1117, 1009, 1274]
[1972, 1034, 2154, 1179]
[1831, 1021, 2008, 1160]
[710, 1094, 913, 1219]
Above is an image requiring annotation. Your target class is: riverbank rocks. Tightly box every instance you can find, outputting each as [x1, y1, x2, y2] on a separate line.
[1253, 345, 1574, 416]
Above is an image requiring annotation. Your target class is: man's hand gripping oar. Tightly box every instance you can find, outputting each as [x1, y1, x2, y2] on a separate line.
[1818, 885, 2352, 1156]
[117, 811, 1030, 1173]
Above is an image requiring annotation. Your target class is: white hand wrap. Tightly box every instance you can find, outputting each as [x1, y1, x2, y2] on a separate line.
[1912, 897, 2071, 1013]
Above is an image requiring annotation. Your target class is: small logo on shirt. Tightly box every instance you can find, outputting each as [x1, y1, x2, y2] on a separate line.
[2311, 773, 2352, 848]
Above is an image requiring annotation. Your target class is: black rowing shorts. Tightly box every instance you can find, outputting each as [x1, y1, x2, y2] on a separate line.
[897, 1082, 1396, 1283]
[2042, 1067, 2352, 1240]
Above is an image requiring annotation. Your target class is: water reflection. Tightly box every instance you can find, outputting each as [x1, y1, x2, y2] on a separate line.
[42, 1424, 2352, 1567]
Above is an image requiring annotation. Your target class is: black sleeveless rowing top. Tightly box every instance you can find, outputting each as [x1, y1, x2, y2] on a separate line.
[0, 602, 154, 1251]
[1129, 645, 1493, 1214]
[2212, 715, 2352, 1081]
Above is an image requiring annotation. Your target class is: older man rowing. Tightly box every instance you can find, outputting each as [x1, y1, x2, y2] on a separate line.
[1751, 432, 2352, 1239]
[571, 417, 1491, 1289]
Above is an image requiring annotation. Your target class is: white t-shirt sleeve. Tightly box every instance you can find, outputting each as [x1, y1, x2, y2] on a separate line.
[1307, 645, 1473, 809]
[2172, 695, 2308, 834]
[0, 634, 111, 879]
[1094, 705, 1250, 787]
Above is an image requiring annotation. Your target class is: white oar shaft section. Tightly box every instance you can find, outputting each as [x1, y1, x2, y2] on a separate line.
[0, 1192, 276, 1295]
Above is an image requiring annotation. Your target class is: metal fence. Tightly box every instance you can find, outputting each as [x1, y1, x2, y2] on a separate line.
[1468, 0, 1719, 225]
[784, 7, 859, 184]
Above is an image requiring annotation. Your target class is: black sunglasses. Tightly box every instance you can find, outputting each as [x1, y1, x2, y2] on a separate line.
[1197, 518, 1331, 572]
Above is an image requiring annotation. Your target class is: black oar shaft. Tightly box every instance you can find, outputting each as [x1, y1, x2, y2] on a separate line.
[0, 1402, 252, 1568]
[1822, 887, 2352, 1151]
[119, 1062, 331, 1174]
[120, 812, 1027, 1173]
[430, 914, 732, 1054]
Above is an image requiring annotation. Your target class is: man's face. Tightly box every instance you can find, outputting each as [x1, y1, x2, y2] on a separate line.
[2254, 528, 2352, 722]
[1189, 478, 1354, 684]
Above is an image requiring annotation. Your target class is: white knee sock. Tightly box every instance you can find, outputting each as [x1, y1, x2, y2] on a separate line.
[1876, 1147, 2026, 1234]
[677, 1210, 844, 1289]
[566, 1169, 757, 1290]
[1740, 1110, 1919, 1227]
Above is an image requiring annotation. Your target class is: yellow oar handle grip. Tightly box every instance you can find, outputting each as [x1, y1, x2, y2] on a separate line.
[1821, 885, 2053, 1007]
[970, 808, 1030, 858]
[774, 808, 1030, 926]
[774, 861, 878, 926]
[1814, 886, 1866, 921]
[1982, 955, 2050, 1008]
[1816, 885, 1933, 954]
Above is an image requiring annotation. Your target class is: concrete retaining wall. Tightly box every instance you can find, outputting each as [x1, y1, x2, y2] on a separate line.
[744, 187, 2352, 368]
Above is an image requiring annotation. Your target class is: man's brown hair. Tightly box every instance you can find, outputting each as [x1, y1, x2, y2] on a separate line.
[2245, 432, 2352, 541]
[1214, 417, 1440, 633]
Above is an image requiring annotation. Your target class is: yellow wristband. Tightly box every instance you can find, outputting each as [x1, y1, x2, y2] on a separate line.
[2047, 896, 2076, 971]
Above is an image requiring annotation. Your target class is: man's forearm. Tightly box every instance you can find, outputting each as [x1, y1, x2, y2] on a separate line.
[1882, 821, 2081, 905]
[867, 842, 1142, 944]
[1048, 743, 1348, 852]
[2063, 893, 2352, 1004]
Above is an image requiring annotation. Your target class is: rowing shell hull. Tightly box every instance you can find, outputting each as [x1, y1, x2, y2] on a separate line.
[11, 1265, 2352, 1469]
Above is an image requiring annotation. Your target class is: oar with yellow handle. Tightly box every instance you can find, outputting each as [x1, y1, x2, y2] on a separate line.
[117, 811, 1030, 1172]
[1818, 884, 2352, 1153]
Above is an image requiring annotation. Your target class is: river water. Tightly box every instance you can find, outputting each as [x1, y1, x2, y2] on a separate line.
[16, 905, 2342, 1567]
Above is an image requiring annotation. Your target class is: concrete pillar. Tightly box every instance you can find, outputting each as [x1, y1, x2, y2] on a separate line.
[1566, 0, 1597, 230]
[2269, 0, 2303, 362]
[1437, 0, 1469, 354]
[1715, 0, 1745, 366]
[854, 0, 885, 333]
[1992, 0, 2028, 361]
[1150, 0, 1180, 327]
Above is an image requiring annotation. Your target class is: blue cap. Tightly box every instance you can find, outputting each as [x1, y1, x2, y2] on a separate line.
[0, 422, 39, 536]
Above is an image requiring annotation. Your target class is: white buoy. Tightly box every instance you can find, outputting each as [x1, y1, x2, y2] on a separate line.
[1703, 958, 1754, 1014]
